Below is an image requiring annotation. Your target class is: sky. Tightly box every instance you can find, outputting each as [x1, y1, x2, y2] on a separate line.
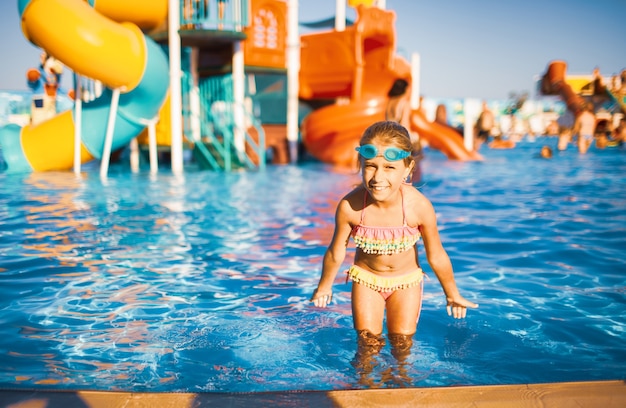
[0, 0, 624, 99]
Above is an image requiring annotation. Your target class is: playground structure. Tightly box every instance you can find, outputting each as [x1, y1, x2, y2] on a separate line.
[299, 4, 481, 166]
[147, 0, 292, 171]
[0, 0, 288, 174]
[0, 0, 482, 175]
[0, 0, 170, 173]
[540, 60, 625, 128]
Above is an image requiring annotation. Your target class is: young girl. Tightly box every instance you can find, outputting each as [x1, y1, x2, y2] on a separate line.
[311, 121, 478, 353]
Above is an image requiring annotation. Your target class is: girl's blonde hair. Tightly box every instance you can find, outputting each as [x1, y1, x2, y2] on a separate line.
[358, 121, 414, 167]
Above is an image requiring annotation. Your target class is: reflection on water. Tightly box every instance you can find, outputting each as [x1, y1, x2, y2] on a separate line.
[352, 330, 414, 388]
[0, 142, 625, 392]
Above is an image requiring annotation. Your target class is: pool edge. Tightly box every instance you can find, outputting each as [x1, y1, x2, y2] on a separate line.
[1, 380, 625, 407]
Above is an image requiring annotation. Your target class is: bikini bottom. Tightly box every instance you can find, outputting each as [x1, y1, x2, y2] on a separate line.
[346, 265, 424, 300]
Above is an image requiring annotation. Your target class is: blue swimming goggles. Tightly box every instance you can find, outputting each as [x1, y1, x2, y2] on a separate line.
[355, 144, 411, 161]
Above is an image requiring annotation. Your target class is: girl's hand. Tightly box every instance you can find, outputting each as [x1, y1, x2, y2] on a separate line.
[311, 290, 333, 308]
[446, 296, 479, 319]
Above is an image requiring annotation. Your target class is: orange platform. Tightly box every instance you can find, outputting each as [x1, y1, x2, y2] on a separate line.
[1, 380, 625, 407]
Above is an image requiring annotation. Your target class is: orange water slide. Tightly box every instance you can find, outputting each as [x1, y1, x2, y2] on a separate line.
[299, 5, 400, 102]
[302, 101, 482, 165]
[540, 60, 587, 116]
[299, 5, 479, 165]
[409, 110, 483, 161]
[299, 5, 401, 167]
[302, 99, 386, 167]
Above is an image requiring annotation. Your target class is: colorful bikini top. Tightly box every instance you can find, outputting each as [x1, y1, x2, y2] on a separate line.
[351, 188, 421, 255]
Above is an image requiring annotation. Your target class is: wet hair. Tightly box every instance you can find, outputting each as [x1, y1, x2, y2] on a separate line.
[387, 79, 409, 97]
[540, 145, 553, 158]
[358, 121, 414, 167]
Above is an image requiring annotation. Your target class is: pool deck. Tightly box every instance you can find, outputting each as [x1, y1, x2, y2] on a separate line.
[1, 380, 625, 407]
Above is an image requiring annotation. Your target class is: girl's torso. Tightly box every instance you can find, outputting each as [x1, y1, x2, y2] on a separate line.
[350, 187, 421, 274]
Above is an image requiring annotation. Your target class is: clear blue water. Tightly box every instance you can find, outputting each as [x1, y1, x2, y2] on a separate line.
[0, 140, 625, 393]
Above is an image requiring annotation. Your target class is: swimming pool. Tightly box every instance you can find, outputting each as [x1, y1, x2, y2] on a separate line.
[0, 140, 625, 393]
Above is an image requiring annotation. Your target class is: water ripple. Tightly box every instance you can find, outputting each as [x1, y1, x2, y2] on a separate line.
[1, 142, 625, 391]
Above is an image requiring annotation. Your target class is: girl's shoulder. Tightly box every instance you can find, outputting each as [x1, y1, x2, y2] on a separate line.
[341, 187, 367, 212]
[341, 185, 366, 202]
[401, 184, 434, 210]
[336, 187, 366, 225]
[402, 184, 427, 199]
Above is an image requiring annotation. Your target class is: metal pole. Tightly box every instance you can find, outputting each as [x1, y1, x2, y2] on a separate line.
[190, 47, 201, 144]
[286, 0, 299, 162]
[100, 88, 121, 179]
[233, 41, 245, 158]
[168, 0, 184, 175]
[463, 98, 481, 151]
[335, 0, 346, 31]
[130, 138, 139, 173]
[73, 74, 82, 174]
[148, 120, 159, 174]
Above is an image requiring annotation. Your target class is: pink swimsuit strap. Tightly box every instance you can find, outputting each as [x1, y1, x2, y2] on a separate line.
[352, 187, 421, 255]
[360, 187, 408, 225]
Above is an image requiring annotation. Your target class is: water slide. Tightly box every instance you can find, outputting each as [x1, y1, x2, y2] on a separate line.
[299, 5, 478, 166]
[608, 91, 626, 114]
[302, 100, 388, 167]
[408, 110, 483, 161]
[540, 61, 587, 116]
[0, 0, 169, 173]
[541, 60, 626, 117]
[606, 89, 626, 114]
[301, 98, 481, 167]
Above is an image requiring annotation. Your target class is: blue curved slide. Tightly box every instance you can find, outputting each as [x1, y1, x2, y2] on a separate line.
[0, 0, 169, 173]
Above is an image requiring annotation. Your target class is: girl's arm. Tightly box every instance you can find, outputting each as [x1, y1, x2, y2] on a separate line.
[311, 199, 353, 307]
[418, 197, 479, 318]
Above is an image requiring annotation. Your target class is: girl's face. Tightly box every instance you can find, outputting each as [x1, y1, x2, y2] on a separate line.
[360, 141, 412, 202]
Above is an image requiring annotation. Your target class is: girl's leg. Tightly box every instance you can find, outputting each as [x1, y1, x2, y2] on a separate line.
[351, 281, 386, 335]
[351, 283, 387, 386]
[384, 281, 423, 336]
[352, 329, 385, 387]
[386, 283, 422, 386]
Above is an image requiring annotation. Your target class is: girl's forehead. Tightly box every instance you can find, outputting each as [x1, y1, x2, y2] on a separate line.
[369, 138, 395, 147]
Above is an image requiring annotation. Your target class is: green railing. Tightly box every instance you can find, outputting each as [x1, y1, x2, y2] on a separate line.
[186, 74, 265, 171]
[180, 0, 249, 30]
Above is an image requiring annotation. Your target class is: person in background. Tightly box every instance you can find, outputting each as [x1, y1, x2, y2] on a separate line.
[592, 67, 605, 95]
[385, 79, 411, 125]
[557, 127, 572, 151]
[539, 145, 553, 159]
[572, 102, 596, 154]
[545, 119, 559, 137]
[217, 0, 228, 29]
[488, 134, 516, 149]
[474, 100, 495, 150]
[434, 103, 449, 126]
[620, 69, 626, 97]
[183, 0, 208, 29]
[614, 117, 626, 145]
[385, 78, 422, 182]
[610, 74, 622, 94]
[311, 121, 478, 377]
[181, 1, 227, 30]
[27, 51, 64, 125]
[594, 117, 612, 149]
[595, 134, 608, 149]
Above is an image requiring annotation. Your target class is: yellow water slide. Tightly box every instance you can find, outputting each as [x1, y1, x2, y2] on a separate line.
[0, 0, 169, 172]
